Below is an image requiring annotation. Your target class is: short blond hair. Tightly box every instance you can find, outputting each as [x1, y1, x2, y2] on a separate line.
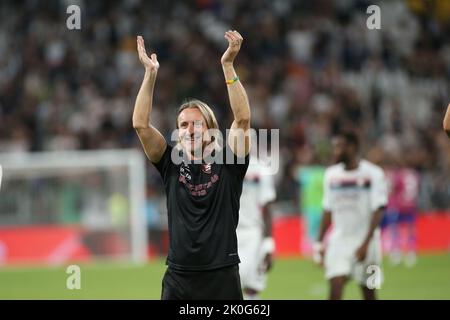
[176, 99, 219, 130]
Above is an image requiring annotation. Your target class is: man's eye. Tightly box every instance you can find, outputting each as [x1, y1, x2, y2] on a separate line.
[194, 121, 202, 128]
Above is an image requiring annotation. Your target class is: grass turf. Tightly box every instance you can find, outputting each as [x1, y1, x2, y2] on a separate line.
[0, 253, 449, 299]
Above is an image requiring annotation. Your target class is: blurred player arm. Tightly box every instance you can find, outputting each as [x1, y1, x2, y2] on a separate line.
[356, 168, 388, 262]
[262, 201, 276, 272]
[260, 169, 277, 272]
[221, 30, 251, 157]
[314, 210, 331, 266]
[314, 169, 332, 265]
[132, 36, 167, 163]
[317, 210, 332, 244]
[355, 207, 384, 262]
[443, 103, 450, 138]
[262, 203, 274, 240]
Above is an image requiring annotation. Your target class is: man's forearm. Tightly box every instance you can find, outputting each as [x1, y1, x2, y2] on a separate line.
[444, 103, 450, 137]
[262, 204, 273, 238]
[362, 208, 384, 245]
[317, 211, 331, 242]
[132, 70, 157, 129]
[222, 63, 250, 124]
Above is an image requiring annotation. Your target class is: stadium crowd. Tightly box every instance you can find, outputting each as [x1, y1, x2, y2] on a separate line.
[0, 0, 449, 220]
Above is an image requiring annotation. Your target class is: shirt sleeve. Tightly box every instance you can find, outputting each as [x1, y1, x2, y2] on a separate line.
[371, 167, 388, 212]
[259, 165, 277, 206]
[151, 144, 173, 182]
[322, 169, 331, 211]
[224, 143, 250, 181]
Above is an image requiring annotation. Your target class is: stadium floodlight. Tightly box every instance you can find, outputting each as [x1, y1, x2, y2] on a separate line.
[0, 149, 147, 265]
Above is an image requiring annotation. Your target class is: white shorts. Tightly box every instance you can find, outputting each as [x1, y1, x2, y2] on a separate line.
[324, 235, 383, 286]
[236, 227, 268, 292]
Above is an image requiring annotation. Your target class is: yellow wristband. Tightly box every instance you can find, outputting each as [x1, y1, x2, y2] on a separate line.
[226, 76, 239, 85]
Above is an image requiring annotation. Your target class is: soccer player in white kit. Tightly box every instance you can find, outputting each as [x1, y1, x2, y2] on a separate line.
[237, 157, 276, 300]
[314, 131, 388, 300]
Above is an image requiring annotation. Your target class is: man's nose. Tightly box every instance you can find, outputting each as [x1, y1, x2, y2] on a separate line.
[187, 122, 195, 134]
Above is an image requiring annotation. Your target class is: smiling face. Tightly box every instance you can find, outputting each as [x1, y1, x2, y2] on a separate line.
[177, 107, 209, 157]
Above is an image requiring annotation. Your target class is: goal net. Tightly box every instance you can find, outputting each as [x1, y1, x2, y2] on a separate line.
[0, 149, 147, 265]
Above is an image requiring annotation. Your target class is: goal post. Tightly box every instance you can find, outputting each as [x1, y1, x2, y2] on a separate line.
[0, 149, 148, 265]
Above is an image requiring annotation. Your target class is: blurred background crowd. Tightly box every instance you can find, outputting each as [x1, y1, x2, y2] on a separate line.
[0, 0, 449, 234]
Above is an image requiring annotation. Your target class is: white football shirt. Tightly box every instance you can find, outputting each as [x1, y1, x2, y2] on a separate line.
[322, 159, 387, 242]
[237, 160, 276, 230]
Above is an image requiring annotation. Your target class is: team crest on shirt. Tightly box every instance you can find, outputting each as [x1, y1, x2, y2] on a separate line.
[202, 163, 211, 174]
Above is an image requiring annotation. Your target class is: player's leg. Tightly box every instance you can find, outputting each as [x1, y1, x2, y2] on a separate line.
[242, 264, 268, 300]
[356, 234, 383, 300]
[360, 285, 377, 300]
[243, 287, 260, 300]
[329, 276, 347, 300]
[244, 234, 273, 300]
[324, 241, 352, 300]
[358, 262, 381, 300]
[237, 228, 264, 300]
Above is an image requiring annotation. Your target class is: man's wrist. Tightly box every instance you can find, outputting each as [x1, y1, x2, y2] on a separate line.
[262, 237, 275, 253]
[313, 241, 324, 251]
[312, 241, 324, 264]
[226, 76, 240, 85]
[360, 238, 371, 248]
[144, 68, 158, 76]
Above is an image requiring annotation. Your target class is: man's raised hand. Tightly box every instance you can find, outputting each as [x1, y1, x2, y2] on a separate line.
[221, 30, 243, 65]
[137, 36, 159, 72]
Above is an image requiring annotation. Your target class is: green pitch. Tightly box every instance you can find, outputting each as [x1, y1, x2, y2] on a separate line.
[0, 253, 449, 299]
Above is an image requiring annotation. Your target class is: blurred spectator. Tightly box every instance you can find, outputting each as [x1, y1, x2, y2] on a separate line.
[0, 0, 448, 213]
